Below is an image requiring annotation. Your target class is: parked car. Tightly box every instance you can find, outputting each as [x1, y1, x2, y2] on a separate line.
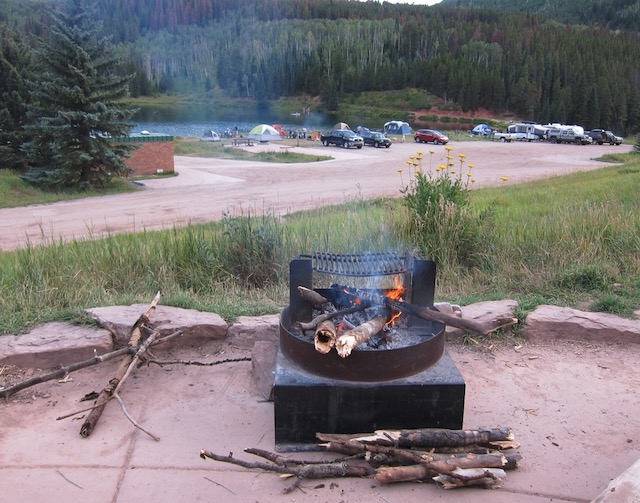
[587, 129, 623, 145]
[360, 130, 392, 148]
[604, 130, 623, 145]
[414, 129, 449, 145]
[200, 130, 221, 142]
[319, 129, 364, 149]
[469, 124, 493, 136]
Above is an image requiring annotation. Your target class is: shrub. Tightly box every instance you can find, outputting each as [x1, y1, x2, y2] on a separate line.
[398, 148, 484, 267]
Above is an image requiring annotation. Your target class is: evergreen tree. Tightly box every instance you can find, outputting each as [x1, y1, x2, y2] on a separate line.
[0, 27, 32, 171]
[22, 1, 137, 189]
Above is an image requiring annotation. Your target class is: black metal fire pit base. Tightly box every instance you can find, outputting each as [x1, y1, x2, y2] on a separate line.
[273, 349, 465, 451]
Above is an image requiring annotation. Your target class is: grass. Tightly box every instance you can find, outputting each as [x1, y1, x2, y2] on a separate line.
[1, 148, 638, 337]
[0, 170, 140, 209]
[174, 137, 332, 163]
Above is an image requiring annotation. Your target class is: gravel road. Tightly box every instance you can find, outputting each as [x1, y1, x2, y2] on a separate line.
[0, 141, 631, 251]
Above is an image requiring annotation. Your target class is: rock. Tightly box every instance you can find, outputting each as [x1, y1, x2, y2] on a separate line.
[445, 300, 519, 337]
[0, 322, 113, 369]
[251, 340, 278, 401]
[85, 304, 228, 346]
[522, 305, 640, 344]
[227, 314, 279, 349]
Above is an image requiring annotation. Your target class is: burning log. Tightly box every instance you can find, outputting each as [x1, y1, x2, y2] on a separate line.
[335, 309, 390, 358]
[314, 319, 337, 354]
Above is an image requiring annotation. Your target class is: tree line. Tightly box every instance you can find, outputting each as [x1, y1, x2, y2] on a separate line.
[2, 0, 640, 142]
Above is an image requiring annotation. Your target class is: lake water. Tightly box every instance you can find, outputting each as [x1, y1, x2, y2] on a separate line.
[130, 103, 341, 138]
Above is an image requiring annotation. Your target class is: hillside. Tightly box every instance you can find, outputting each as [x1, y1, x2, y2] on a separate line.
[439, 0, 640, 32]
[2, 0, 640, 134]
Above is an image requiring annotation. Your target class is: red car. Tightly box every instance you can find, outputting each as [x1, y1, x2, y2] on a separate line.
[414, 129, 449, 145]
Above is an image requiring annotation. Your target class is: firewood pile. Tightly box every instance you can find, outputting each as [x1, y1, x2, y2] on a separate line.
[200, 426, 522, 491]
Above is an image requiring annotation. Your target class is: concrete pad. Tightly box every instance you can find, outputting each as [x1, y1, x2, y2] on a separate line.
[1, 340, 639, 502]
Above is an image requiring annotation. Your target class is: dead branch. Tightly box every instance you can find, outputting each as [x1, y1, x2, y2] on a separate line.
[147, 357, 251, 367]
[296, 304, 368, 332]
[200, 450, 373, 479]
[389, 299, 493, 336]
[113, 392, 160, 441]
[244, 447, 363, 466]
[1, 329, 183, 402]
[80, 291, 161, 438]
[1, 347, 134, 401]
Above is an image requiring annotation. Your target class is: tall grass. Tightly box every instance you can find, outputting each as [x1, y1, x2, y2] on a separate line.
[1, 154, 639, 335]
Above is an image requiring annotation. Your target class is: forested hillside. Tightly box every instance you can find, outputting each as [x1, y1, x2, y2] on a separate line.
[440, 0, 640, 32]
[2, 0, 639, 134]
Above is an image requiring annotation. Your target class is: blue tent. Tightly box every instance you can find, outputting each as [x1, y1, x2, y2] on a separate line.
[384, 120, 412, 135]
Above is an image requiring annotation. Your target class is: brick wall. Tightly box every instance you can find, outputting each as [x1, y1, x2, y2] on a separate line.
[123, 140, 175, 176]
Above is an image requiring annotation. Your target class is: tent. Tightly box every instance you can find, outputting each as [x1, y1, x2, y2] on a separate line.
[272, 124, 286, 137]
[384, 120, 412, 135]
[333, 122, 350, 131]
[248, 124, 283, 143]
[470, 124, 493, 136]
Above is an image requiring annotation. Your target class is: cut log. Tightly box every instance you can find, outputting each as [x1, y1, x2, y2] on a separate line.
[433, 467, 507, 489]
[79, 291, 161, 437]
[297, 286, 331, 308]
[317, 427, 514, 448]
[335, 310, 389, 358]
[314, 320, 337, 354]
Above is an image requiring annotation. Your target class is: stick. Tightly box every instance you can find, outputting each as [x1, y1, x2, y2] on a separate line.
[1, 347, 134, 400]
[200, 450, 373, 479]
[296, 304, 368, 332]
[80, 291, 161, 437]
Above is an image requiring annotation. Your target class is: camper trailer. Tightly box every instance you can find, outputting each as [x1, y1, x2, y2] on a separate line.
[507, 122, 546, 141]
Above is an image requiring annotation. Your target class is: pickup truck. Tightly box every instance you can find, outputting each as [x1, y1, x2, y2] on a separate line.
[492, 131, 516, 142]
[545, 126, 591, 145]
[320, 130, 364, 149]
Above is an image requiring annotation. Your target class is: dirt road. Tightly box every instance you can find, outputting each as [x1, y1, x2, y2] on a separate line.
[0, 141, 631, 251]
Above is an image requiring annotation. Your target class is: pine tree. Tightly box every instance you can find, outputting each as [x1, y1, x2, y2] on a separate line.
[22, 1, 137, 189]
[0, 27, 32, 172]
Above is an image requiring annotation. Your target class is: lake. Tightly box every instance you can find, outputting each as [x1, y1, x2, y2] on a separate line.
[131, 103, 335, 138]
[130, 103, 390, 138]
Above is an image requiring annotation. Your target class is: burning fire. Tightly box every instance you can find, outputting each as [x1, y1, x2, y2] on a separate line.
[384, 277, 405, 327]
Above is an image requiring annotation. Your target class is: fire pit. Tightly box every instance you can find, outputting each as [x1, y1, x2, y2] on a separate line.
[274, 253, 466, 449]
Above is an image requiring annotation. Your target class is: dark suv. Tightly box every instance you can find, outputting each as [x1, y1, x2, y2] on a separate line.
[588, 129, 623, 145]
[360, 130, 392, 148]
[414, 129, 449, 145]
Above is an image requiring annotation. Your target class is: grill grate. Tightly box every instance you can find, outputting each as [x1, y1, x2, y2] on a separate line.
[298, 252, 409, 277]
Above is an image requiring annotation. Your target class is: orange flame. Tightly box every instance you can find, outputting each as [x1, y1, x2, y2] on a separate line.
[384, 277, 405, 326]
